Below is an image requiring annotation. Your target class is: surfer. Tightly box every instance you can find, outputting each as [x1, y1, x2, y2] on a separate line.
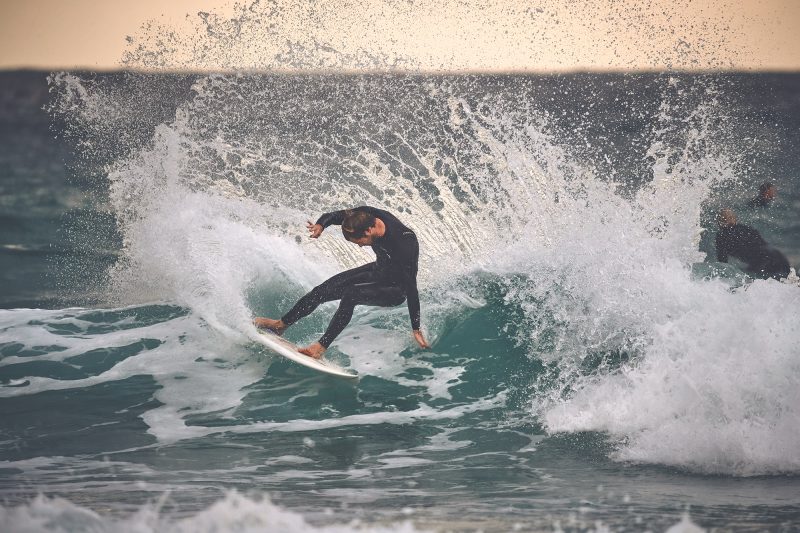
[747, 181, 777, 208]
[255, 207, 430, 359]
[715, 208, 790, 280]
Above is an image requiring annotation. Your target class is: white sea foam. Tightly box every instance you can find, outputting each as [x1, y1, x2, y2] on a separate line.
[0, 307, 268, 443]
[0, 491, 710, 532]
[484, 103, 800, 475]
[335, 324, 466, 401]
[541, 275, 800, 475]
[0, 491, 425, 533]
[218, 392, 505, 437]
[0, 302, 495, 446]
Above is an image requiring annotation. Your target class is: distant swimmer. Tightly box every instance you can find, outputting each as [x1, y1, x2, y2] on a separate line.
[715, 208, 790, 280]
[747, 181, 777, 208]
[255, 207, 430, 359]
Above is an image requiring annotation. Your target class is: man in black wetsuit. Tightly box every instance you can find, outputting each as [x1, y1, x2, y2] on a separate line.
[255, 207, 430, 359]
[715, 208, 790, 280]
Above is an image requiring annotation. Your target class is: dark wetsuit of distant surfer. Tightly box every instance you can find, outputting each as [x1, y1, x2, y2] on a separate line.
[715, 209, 790, 280]
[254, 207, 429, 359]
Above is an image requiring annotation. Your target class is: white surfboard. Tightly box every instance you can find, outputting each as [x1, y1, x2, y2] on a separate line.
[254, 330, 358, 379]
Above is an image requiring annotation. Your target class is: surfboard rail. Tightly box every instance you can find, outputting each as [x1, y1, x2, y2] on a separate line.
[254, 330, 359, 379]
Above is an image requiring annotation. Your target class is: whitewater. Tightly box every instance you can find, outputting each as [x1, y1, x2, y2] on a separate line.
[1, 6, 800, 532]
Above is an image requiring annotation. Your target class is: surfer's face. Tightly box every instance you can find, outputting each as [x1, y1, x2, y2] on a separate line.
[347, 234, 373, 247]
[346, 226, 377, 247]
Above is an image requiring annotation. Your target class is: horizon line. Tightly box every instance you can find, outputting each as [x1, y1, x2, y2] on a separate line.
[2, 65, 800, 76]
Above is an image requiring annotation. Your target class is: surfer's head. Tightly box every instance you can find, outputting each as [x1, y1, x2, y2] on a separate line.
[717, 208, 737, 227]
[758, 181, 777, 201]
[342, 210, 378, 246]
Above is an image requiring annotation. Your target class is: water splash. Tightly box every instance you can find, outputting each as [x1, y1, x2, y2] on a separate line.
[119, 0, 747, 72]
[45, 14, 799, 476]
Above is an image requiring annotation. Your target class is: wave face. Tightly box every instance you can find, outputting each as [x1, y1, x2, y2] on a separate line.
[2, 67, 800, 533]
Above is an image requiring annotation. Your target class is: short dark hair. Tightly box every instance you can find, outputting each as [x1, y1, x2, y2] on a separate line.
[759, 182, 774, 195]
[342, 210, 376, 239]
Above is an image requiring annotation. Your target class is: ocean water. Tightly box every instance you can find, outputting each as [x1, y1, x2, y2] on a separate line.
[1, 68, 800, 533]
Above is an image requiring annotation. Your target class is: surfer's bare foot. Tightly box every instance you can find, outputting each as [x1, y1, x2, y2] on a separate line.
[299, 342, 326, 360]
[254, 317, 287, 334]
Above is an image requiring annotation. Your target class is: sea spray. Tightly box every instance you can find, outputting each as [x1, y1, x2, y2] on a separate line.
[1, 1, 798, 530]
[498, 80, 800, 476]
[44, 67, 800, 477]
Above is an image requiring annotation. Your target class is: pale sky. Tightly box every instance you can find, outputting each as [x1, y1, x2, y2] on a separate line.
[1, 0, 799, 72]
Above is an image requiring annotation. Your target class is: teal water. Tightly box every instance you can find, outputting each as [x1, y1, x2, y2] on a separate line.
[1, 70, 800, 532]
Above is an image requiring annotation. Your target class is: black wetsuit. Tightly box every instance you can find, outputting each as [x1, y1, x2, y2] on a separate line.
[747, 196, 773, 208]
[716, 223, 790, 279]
[281, 207, 421, 347]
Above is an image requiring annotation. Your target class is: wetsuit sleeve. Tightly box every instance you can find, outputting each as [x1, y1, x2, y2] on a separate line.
[315, 210, 346, 228]
[397, 233, 421, 330]
[315, 207, 377, 228]
[715, 233, 728, 262]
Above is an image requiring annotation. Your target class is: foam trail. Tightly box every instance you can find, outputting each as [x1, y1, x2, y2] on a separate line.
[0, 307, 269, 443]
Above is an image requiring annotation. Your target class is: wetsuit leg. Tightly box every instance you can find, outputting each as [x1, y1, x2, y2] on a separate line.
[318, 282, 406, 348]
[281, 263, 375, 326]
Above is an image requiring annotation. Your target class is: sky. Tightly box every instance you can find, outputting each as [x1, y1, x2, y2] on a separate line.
[1, 0, 799, 72]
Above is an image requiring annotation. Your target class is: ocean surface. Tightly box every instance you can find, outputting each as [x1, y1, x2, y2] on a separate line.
[1, 70, 800, 532]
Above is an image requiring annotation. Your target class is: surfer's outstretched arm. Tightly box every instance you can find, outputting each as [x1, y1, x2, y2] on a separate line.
[308, 209, 350, 238]
[315, 210, 348, 228]
[314, 207, 375, 232]
[396, 231, 429, 349]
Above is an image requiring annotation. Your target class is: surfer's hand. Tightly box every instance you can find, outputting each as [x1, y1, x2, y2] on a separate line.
[413, 330, 430, 349]
[307, 221, 323, 239]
